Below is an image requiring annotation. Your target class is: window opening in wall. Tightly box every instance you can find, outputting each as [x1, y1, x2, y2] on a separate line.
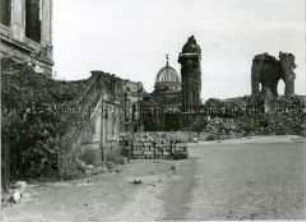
[0, 0, 11, 26]
[25, 0, 41, 42]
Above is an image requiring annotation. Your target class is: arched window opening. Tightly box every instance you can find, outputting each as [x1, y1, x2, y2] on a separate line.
[277, 80, 285, 96]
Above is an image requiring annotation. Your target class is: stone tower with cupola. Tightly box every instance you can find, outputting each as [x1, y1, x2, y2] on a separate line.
[178, 35, 202, 112]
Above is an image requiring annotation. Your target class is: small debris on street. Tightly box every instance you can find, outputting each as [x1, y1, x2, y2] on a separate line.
[132, 178, 143, 185]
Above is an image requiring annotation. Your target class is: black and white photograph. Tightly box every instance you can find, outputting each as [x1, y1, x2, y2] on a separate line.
[1, 0, 305, 221]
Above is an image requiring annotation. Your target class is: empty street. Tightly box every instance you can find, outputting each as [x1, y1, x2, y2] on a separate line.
[3, 136, 305, 221]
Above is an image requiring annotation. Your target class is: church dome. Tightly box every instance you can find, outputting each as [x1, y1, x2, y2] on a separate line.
[156, 65, 180, 83]
[154, 56, 181, 92]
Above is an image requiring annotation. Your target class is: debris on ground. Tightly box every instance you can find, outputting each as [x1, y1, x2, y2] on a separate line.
[170, 165, 176, 172]
[2, 181, 28, 206]
[106, 162, 115, 172]
[122, 157, 128, 164]
[8, 190, 22, 205]
[92, 166, 108, 175]
[132, 178, 143, 185]
[115, 168, 122, 174]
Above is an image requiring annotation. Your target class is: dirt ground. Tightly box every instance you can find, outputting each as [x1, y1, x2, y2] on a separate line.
[2, 135, 306, 221]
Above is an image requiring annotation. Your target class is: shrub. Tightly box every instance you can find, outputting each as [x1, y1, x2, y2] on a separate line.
[206, 134, 218, 141]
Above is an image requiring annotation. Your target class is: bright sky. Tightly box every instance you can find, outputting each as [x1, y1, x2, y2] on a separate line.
[53, 0, 305, 100]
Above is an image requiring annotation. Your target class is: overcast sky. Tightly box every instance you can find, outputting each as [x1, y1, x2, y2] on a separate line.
[53, 0, 305, 100]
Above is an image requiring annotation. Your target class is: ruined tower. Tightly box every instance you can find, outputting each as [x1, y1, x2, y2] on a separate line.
[178, 35, 202, 112]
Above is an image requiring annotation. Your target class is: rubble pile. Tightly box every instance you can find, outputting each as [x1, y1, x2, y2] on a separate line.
[199, 95, 306, 140]
[240, 112, 305, 136]
[202, 112, 305, 140]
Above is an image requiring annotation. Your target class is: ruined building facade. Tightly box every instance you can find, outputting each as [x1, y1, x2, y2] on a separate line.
[0, 0, 53, 76]
[251, 52, 296, 98]
[251, 51, 297, 113]
[80, 71, 144, 147]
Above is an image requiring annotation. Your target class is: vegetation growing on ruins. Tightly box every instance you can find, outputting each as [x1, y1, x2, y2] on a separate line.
[1, 59, 90, 181]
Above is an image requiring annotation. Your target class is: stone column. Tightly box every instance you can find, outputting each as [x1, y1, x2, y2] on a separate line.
[41, 0, 52, 51]
[11, 0, 25, 41]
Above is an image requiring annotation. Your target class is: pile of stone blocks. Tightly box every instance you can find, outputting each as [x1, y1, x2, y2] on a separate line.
[120, 133, 188, 160]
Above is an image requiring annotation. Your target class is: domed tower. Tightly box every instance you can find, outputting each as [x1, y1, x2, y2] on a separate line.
[178, 35, 202, 112]
[154, 55, 181, 93]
